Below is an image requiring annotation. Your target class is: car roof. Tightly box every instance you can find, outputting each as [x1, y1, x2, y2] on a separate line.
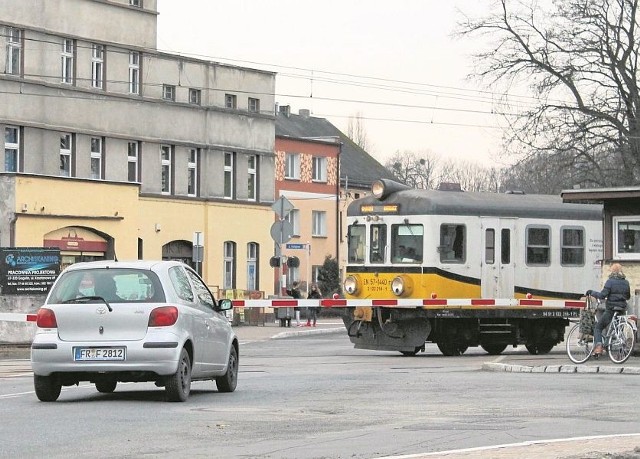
[61, 260, 188, 273]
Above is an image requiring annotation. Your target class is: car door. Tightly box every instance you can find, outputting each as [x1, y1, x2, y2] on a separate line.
[185, 269, 231, 373]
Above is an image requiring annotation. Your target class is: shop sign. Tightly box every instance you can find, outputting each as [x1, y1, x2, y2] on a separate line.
[0, 247, 61, 295]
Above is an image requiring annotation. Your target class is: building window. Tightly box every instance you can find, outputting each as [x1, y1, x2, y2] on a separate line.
[312, 156, 327, 182]
[225, 94, 237, 109]
[188, 148, 198, 197]
[60, 133, 72, 177]
[561, 227, 585, 266]
[312, 265, 322, 283]
[6, 28, 22, 76]
[189, 88, 201, 105]
[247, 242, 258, 291]
[614, 217, 640, 259]
[224, 152, 234, 199]
[526, 226, 550, 266]
[285, 153, 300, 180]
[285, 208, 300, 236]
[162, 84, 175, 101]
[61, 38, 75, 84]
[4, 126, 19, 172]
[91, 44, 104, 89]
[247, 154, 257, 201]
[161, 144, 172, 194]
[223, 241, 236, 289]
[127, 141, 139, 182]
[312, 211, 327, 237]
[129, 0, 142, 6]
[129, 51, 140, 94]
[248, 97, 260, 113]
[90, 137, 103, 180]
[439, 224, 466, 263]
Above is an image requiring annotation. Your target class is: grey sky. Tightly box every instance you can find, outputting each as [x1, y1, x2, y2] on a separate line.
[156, 1, 506, 167]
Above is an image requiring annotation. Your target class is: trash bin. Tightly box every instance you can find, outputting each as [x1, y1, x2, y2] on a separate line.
[275, 307, 293, 327]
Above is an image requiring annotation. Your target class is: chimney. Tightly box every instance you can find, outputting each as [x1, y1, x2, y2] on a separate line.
[279, 105, 291, 117]
[299, 109, 310, 117]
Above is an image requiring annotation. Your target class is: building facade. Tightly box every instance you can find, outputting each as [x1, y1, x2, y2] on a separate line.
[0, 0, 276, 298]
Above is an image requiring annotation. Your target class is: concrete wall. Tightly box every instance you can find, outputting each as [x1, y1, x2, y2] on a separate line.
[0, 294, 43, 344]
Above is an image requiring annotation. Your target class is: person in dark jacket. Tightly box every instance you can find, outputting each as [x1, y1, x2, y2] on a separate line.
[286, 281, 302, 326]
[586, 263, 631, 356]
[306, 283, 322, 327]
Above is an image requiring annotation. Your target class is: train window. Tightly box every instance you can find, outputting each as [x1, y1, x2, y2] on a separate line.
[485, 229, 495, 264]
[439, 224, 465, 263]
[614, 217, 640, 259]
[348, 224, 365, 263]
[526, 226, 550, 266]
[391, 224, 423, 263]
[370, 224, 387, 263]
[561, 227, 585, 266]
[501, 229, 511, 264]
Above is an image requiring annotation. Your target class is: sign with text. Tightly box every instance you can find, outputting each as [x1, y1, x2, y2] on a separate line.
[0, 247, 61, 295]
[285, 243, 306, 250]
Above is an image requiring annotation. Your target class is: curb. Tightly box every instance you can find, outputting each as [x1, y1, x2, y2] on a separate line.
[482, 361, 640, 374]
[271, 327, 345, 340]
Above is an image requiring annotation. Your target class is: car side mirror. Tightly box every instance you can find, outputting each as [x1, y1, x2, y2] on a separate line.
[218, 298, 232, 311]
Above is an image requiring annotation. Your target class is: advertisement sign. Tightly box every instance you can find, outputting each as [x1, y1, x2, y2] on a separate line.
[0, 248, 61, 295]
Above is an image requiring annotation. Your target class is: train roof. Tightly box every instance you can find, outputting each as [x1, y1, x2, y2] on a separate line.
[347, 188, 603, 220]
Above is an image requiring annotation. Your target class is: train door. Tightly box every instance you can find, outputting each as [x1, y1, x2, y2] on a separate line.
[481, 218, 515, 298]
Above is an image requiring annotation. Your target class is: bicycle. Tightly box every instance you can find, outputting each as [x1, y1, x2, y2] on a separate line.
[566, 296, 637, 364]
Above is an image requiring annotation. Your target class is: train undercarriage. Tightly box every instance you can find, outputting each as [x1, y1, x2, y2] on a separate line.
[341, 307, 575, 356]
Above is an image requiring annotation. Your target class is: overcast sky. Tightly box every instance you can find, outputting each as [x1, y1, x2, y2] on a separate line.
[156, 1, 508, 168]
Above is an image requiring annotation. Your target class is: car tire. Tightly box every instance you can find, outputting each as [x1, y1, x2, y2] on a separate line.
[165, 348, 191, 402]
[34, 375, 62, 402]
[95, 378, 117, 393]
[216, 345, 238, 393]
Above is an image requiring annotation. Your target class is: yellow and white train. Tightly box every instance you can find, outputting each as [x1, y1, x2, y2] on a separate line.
[342, 179, 603, 356]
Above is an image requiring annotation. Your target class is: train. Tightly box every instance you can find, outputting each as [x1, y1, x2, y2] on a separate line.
[341, 179, 603, 356]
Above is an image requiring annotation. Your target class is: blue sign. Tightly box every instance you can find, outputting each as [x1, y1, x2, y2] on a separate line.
[285, 243, 306, 250]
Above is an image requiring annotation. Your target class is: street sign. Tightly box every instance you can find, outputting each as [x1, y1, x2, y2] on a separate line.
[270, 220, 294, 244]
[271, 196, 294, 218]
[285, 243, 306, 249]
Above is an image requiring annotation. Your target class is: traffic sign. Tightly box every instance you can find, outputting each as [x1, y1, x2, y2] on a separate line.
[285, 243, 306, 250]
[271, 196, 294, 218]
[270, 220, 294, 244]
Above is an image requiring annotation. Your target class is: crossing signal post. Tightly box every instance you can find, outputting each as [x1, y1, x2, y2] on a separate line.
[271, 196, 295, 296]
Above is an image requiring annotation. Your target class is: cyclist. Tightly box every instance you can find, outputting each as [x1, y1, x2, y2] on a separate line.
[586, 263, 631, 356]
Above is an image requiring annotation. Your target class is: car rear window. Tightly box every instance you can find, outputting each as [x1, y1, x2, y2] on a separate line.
[47, 268, 165, 304]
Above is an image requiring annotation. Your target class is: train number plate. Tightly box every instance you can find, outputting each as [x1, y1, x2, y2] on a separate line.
[74, 347, 126, 361]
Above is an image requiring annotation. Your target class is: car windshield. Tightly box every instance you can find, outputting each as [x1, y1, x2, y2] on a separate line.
[47, 268, 165, 304]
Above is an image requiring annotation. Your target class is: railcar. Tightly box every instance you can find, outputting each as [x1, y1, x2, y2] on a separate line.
[341, 179, 603, 356]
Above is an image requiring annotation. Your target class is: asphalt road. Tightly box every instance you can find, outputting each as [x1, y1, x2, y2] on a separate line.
[1, 327, 639, 458]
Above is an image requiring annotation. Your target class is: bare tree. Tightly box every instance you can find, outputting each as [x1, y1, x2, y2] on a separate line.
[346, 112, 371, 152]
[438, 159, 502, 192]
[384, 150, 439, 189]
[458, 0, 640, 187]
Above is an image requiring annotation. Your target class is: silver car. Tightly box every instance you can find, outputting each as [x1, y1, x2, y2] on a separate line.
[31, 260, 238, 402]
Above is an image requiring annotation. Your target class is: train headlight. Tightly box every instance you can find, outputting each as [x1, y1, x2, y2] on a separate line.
[372, 180, 385, 199]
[343, 275, 360, 295]
[391, 275, 413, 297]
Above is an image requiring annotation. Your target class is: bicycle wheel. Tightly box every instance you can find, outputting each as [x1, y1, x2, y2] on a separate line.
[608, 320, 636, 364]
[566, 323, 594, 364]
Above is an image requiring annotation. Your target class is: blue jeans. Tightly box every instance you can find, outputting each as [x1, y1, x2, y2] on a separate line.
[594, 308, 615, 345]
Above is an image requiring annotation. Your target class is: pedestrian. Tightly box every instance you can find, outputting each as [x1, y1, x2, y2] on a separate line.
[586, 263, 631, 356]
[306, 283, 322, 327]
[286, 281, 302, 326]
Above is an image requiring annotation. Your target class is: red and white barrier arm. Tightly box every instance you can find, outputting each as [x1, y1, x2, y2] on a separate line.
[230, 298, 585, 309]
[0, 313, 38, 323]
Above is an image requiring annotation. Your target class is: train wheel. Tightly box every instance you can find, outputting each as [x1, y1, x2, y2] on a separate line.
[437, 342, 467, 356]
[400, 347, 421, 356]
[525, 342, 554, 355]
[481, 343, 507, 355]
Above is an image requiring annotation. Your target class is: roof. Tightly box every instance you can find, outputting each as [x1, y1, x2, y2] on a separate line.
[561, 187, 640, 202]
[275, 109, 399, 190]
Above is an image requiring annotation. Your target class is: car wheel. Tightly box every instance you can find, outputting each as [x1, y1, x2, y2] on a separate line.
[216, 345, 238, 393]
[95, 378, 117, 393]
[34, 375, 62, 402]
[165, 348, 191, 402]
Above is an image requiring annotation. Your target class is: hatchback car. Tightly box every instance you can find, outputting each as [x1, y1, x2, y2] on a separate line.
[31, 260, 238, 402]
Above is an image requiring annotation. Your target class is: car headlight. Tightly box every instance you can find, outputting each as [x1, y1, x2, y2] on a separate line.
[391, 275, 413, 297]
[343, 275, 360, 295]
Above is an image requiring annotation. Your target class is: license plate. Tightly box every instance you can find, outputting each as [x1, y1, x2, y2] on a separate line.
[74, 347, 126, 361]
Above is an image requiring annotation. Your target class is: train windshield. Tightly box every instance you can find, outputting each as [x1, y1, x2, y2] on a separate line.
[348, 224, 365, 263]
[392, 224, 423, 262]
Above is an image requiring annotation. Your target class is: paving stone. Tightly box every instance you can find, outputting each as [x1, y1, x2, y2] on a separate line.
[576, 365, 599, 373]
[559, 365, 577, 373]
[598, 366, 623, 374]
[544, 365, 562, 372]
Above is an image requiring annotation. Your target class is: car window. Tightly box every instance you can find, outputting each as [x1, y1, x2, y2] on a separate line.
[169, 266, 194, 302]
[48, 268, 165, 304]
[185, 269, 215, 309]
